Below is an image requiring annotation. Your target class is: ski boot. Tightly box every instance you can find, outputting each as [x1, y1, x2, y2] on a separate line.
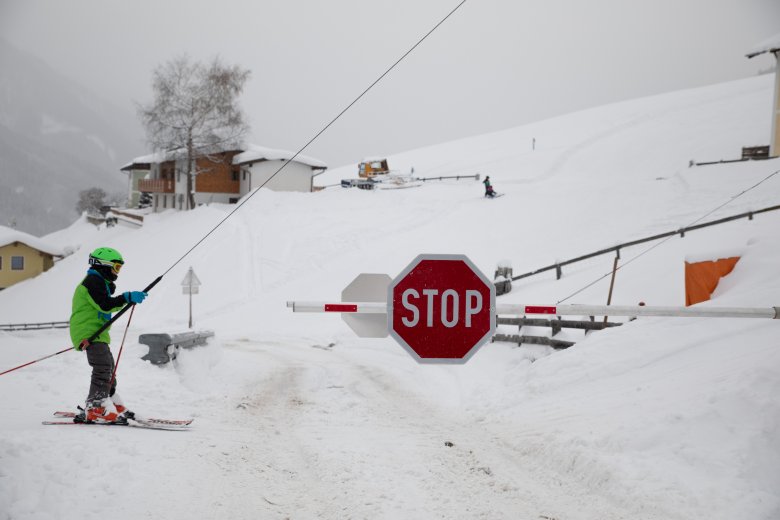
[80, 399, 128, 424]
[112, 393, 135, 420]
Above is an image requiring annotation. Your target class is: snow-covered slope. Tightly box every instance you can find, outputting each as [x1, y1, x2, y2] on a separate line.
[1, 74, 779, 520]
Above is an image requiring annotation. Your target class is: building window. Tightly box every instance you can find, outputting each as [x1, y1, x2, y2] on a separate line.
[242, 171, 246, 181]
[232, 170, 239, 182]
[0, 256, 3, 269]
[11, 256, 24, 270]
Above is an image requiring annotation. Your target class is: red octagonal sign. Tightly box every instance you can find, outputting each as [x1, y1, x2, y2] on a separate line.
[388, 254, 496, 363]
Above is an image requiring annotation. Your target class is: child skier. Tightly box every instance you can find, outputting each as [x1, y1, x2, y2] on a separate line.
[69, 247, 148, 424]
[483, 175, 496, 198]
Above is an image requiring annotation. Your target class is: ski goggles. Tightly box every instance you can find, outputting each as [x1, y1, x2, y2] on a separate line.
[90, 257, 124, 274]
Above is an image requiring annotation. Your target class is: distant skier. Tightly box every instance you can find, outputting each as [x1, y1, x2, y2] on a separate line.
[69, 247, 148, 424]
[483, 175, 496, 198]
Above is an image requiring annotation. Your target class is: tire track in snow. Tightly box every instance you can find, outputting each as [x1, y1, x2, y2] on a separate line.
[196, 340, 685, 519]
[228, 343, 662, 519]
[193, 356, 332, 519]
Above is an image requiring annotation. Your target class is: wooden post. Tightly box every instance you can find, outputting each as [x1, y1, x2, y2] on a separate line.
[551, 319, 562, 337]
[604, 255, 619, 325]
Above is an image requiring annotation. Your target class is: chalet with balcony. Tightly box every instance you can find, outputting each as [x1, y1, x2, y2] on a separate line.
[121, 144, 327, 212]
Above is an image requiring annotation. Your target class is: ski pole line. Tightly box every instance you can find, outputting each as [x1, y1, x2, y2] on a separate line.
[0, 346, 73, 377]
[0, 1, 468, 378]
[555, 168, 780, 304]
[160, 0, 468, 279]
[109, 305, 135, 390]
[0, 306, 141, 378]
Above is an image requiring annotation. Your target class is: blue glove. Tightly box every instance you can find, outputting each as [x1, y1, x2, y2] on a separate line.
[124, 291, 148, 304]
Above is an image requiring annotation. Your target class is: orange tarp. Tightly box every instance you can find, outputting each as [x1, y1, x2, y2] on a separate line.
[685, 257, 740, 306]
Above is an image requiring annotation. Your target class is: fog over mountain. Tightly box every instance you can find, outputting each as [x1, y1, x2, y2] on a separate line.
[0, 38, 145, 235]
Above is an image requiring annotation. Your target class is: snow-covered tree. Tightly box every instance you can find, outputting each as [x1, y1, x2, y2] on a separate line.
[138, 55, 251, 210]
[75, 187, 107, 215]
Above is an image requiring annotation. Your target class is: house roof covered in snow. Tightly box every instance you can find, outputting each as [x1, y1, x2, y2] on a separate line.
[120, 152, 168, 171]
[232, 145, 327, 170]
[0, 226, 64, 257]
[746, 32, 780, 58]
[121, 145, 327, 171]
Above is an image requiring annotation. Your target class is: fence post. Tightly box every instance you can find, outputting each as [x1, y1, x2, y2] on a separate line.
[604, 255, 619, 325]
[551, 319, 561, 336]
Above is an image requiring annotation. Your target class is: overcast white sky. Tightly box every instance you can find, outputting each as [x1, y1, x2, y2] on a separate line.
[1, 0, 778, 169]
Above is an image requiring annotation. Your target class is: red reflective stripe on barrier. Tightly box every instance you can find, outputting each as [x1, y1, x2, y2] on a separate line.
[324, 304, 358, 312]
[525, 306, 557, 314]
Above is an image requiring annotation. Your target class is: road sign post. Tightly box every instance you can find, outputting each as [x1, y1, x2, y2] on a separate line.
[181, 267, 201, 329]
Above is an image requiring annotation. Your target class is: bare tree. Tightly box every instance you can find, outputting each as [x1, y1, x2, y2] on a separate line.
[76, 187, 107, 215]
[138, 55, 251, 209]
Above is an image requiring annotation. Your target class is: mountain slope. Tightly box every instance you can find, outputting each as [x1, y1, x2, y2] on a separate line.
[0, 38, 144, 234]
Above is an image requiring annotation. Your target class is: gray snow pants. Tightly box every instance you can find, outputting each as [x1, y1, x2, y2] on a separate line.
[86, 342, 117, 403]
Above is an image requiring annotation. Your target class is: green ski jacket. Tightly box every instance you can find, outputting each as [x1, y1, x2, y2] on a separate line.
[69, 270, 128, 348]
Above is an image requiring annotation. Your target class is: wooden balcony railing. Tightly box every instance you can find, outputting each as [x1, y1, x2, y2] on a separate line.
[138, 178, 175, 193]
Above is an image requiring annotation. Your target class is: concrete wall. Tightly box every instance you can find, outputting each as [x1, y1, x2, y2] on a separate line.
[0, 242, 54, 290]
[242, 160, 314, 193]
[194, 191, 239, 205]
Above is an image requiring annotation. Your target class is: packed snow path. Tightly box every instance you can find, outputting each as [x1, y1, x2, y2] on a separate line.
[1, 335, 693, 520]
[197, 341, 606, 520]
[156, 339, 679, 520]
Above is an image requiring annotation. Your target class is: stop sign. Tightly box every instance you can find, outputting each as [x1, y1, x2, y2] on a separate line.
[388, 254, 496, 363]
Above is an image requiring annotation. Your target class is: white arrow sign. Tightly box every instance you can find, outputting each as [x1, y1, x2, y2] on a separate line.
[182, 267, 201, 328]
[181, 267, 201, 294]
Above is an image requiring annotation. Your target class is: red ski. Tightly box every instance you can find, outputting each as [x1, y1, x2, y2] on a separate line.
[51, 411, 193, 428]
[42, 419, 189, 431]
